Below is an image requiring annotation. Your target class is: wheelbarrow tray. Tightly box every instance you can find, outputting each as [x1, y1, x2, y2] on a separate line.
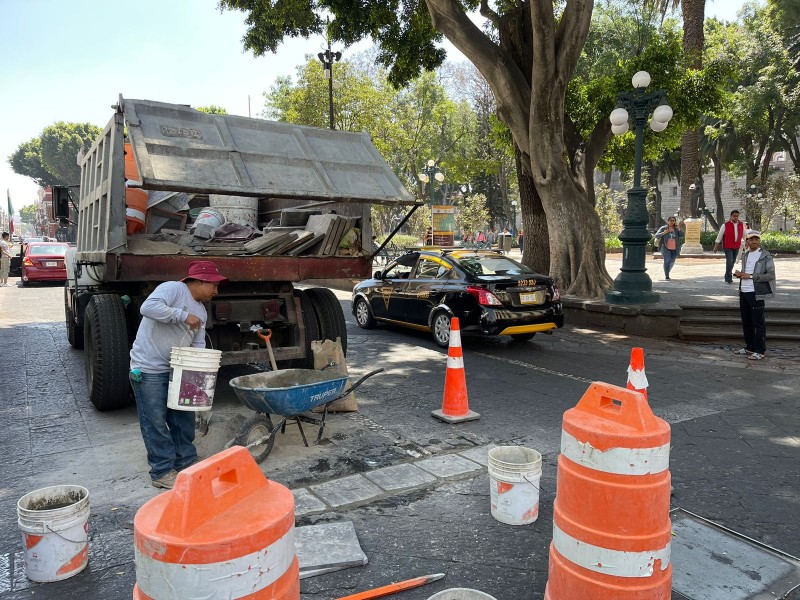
[229, 369, 349, 415]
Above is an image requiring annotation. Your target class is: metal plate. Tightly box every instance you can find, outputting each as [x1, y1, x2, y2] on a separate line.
[671, 508, 800, 599]
[45, 261, 58, 267]
[123, 97, 415, 205]
[520, 291, 545, 305]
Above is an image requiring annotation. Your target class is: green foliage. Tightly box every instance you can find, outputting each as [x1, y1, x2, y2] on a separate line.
[594, 184, 625, 235]
[378, 233, 419, 249]
[195, 105, 229, 114]
[39, 122, 102, 187]
[8, 138, 56, 187]
[761, 231, 800, 251]
[18, 204, 38, 223]
[456, 193, 490, 238]
[605, 235, 623, 249]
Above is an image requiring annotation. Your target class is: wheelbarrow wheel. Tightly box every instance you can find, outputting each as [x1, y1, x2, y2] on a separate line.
[235, 414, 276, 464]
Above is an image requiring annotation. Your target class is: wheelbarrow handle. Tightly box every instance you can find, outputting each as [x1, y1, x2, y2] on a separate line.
[341, 368, 384, 397]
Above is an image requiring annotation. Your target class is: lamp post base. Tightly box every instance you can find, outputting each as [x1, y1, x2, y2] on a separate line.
[605, 289, 660, 304]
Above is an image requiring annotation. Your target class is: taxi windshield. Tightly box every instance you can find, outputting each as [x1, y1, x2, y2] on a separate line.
[458, 255, 535, 277]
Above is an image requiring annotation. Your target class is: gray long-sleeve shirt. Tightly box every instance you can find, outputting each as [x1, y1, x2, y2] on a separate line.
[129, 281, 207, 373]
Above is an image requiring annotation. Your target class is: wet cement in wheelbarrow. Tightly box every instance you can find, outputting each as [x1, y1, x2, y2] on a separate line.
[232, 369, 341, 390]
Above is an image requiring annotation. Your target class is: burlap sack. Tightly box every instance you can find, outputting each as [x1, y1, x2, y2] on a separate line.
[312, 338, 358, 412]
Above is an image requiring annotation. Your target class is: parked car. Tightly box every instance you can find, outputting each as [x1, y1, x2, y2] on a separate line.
[352, 249, 563, 347]
[21, 242, 70, 285]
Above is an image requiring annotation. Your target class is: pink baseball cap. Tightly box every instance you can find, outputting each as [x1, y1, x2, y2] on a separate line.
[181, 260, 228, 283]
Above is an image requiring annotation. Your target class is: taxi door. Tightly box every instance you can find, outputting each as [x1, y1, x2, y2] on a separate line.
[405, 256, 454, 326]
[369, 253, 418, 322]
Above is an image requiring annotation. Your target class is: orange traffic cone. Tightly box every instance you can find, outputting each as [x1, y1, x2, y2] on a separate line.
[432, 317, 480, 423]
[626, 347, 649, 401]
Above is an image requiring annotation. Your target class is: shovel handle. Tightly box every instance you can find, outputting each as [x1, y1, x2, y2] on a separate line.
[257, 329, 278, 371]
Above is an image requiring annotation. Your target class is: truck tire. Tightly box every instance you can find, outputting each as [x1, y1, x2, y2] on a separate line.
[304, 287, 348, 355]
[288, 289, 321, 369]
[65, 286, 84, 349]
[84, 294, 130, 411]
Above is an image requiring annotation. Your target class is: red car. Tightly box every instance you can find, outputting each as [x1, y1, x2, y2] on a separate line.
[21, 242, 70, 285]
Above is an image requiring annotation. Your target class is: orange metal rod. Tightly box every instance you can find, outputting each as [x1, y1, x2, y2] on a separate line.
[335, 573, 445, 600]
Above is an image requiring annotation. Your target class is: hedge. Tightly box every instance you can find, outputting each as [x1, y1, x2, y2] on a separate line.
[605, 231, 800, 252]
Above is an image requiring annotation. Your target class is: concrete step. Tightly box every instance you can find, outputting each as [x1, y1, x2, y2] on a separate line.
[678, 305, 800, 340]
[679, 325, 800, 340]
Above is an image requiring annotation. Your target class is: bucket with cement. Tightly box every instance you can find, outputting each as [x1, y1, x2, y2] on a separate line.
[488, 446, 542, 525]
[428, 589, 497, 600]
[209, 194, 258, 227]
[167, 346, 223, 411]
[17, 485, 90, 582]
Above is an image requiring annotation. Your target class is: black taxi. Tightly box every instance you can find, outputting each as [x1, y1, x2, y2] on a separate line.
[352, 249, 564, 347]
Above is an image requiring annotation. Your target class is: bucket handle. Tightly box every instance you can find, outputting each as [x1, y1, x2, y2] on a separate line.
[44, 523, 86, 545]
[176, 327, 215, 350]
[522, 475, 543, 492]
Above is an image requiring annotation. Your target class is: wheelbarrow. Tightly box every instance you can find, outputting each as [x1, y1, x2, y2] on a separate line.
[228, 367, 383, 463]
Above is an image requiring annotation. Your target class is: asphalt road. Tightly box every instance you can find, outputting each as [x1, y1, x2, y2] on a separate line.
[0, 281, 798, 599]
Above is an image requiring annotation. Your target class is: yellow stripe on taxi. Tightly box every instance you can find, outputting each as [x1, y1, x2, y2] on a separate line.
[499, 323, 558, 335]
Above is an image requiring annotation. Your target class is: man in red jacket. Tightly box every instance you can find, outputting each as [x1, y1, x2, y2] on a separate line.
[713, 209, 745, 284]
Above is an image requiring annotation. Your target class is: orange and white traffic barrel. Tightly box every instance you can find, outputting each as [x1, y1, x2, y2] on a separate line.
[133, 446, 299, 600]
[545, 382, 672, 599]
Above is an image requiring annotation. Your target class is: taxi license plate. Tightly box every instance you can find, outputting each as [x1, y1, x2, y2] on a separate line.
[520, 291, 544, 305]
[45, 261, 58, 267]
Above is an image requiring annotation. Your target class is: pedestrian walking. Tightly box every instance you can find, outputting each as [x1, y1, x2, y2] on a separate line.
[424, 226, 433, 245]
[486, 228, 496, 249]
[518, 230, 524, 252]
[713, 209, 745, 284]
[654, 217, 684, 280]
[129, 260, 227, 489]
[0, 232, 12, 287]
[733, 230, 775, 361]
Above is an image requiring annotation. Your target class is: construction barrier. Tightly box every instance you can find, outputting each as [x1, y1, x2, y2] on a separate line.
[545, 382, 672, 599]
[133, 446, 299, 600]
[432, 317, 480, 423]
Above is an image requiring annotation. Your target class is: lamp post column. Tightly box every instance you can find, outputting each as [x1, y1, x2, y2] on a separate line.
[605, 71, 673, 304]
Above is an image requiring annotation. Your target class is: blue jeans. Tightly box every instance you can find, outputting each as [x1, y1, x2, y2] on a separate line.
[130, 371, 197, 480]
[662, 249, 677, 277]
[724, 248, 739, 283]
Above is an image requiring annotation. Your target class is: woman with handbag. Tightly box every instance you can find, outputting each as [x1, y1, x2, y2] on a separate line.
[654, 216, 685, 280]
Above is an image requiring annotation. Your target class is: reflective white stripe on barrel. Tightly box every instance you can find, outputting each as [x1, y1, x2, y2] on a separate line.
[560, 430, 670, 475]
[552, 523, 670, 578]
[135, 528, 295, 600]
[449, 329, 461, 346]
[126, 208, 146, 221]
[447, 356, 464, 369]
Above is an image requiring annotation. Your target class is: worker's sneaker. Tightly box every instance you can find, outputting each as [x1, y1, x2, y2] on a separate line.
[747, 353, 765, 361]
[151, 470, 178, 489]
[732, 348, 754, 355]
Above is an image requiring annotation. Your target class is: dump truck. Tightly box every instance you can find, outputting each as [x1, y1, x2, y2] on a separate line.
[63, 96, 415, 411]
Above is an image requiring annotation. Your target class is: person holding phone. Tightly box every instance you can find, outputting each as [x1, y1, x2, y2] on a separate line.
[733, 230, 775, 361]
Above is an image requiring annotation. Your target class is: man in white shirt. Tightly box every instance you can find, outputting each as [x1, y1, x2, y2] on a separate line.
[0, 232, 12, 287]
[733, 230, 776, 360]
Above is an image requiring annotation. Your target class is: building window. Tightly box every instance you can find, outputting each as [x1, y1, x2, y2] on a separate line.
[672, 186, 678, 196]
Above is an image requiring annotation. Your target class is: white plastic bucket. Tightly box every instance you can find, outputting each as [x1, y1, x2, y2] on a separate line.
[167, 346, 223, 411]
[17, 485, 90, 582]
[193, 207, 226, 229]
[428, 590, 497, 600]
[209, 194, 258, 227]
[488, 446, 542, 525]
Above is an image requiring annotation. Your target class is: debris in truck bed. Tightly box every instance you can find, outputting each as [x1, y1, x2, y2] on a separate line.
[125, 237, 198, 255]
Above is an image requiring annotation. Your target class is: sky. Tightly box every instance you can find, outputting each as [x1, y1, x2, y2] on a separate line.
[1, 0, 751, 213]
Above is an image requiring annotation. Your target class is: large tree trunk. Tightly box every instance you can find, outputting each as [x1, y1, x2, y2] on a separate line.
[679, 0, 705, 219]
[516, 147, 549, 274]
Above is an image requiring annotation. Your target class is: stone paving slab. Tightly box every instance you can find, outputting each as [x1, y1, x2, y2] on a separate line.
[293, 488, 327, 517]
[458, 444, 495, 466]
[363, 462, 437, 492]
[415, 454, 483, 480]
[308, 474, 384, 510]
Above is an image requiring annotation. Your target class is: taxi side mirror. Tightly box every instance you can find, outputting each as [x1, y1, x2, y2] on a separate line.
[374, 271, 383, 279]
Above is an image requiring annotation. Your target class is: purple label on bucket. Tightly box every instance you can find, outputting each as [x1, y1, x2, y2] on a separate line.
[177, 370, 217, 407]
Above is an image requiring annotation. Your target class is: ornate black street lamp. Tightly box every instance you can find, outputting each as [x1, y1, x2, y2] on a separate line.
[317, 37, 341, 130]
[418, 159, 445, 205]
[605, 71, 674, 304]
